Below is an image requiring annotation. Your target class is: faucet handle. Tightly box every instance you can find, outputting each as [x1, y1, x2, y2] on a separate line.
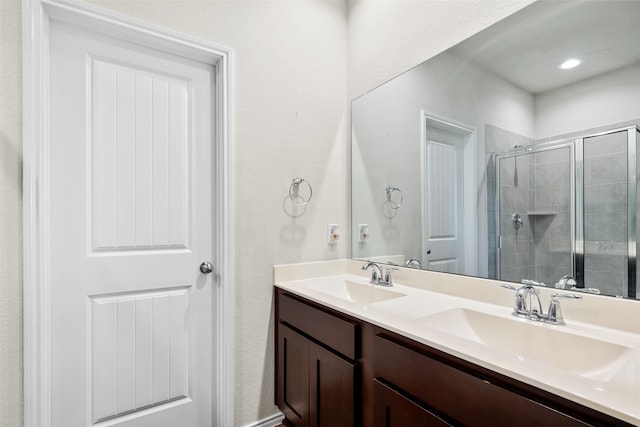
[522, 278, 546, 287]
[554, 293, 582, 300]
[384, 266, 399, 286]
[546, 293, 582, 325]
[501, 283, 519, 291]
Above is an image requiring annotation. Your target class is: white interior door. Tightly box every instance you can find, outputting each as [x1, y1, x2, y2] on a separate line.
[424, 126, 465, 273]
[49, 20, 215, 426]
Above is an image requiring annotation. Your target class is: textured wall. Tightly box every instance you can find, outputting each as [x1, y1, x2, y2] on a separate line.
[347, 0, 535, 101]
[1, 1, 537, 426]
[0, 1, 23, 426]
[535, 63, 640, 138]
[351, 50, 535, 277]
[82, 1, 349, 424]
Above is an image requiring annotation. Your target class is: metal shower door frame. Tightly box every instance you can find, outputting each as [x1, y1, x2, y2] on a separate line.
[494, 140, 576, 286]
[494, 124, 639, 297]
[576, 125, 638, 297]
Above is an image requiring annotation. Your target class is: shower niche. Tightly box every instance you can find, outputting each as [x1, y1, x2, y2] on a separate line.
[490, 124, 640, 298]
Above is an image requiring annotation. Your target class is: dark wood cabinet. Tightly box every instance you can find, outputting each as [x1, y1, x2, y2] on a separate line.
[276, 291, 359, 427]
[373, 334, 592, 427]
[373, 379, 453, 427]
[274, 288, 633, 427]
[278, 324, 310, 426]
[309, 341, 357, 427]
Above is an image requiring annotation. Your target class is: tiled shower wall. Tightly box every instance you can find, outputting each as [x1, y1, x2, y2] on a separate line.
[487, 124, 572, 286]
[497, 152, 535, 283]
[583, 130, 628, 296]
[531, 148, 572, 285]
[488, 124, 635, 295]
[486, 125, 534, 280]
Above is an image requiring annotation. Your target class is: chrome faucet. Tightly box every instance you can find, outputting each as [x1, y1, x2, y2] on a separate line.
[514, 284, 544, 320]
[546, 293, 582, 325]
[555, 275, 577, 289]
[362, 261, 382, 284]
[502, 284, 582, 324]
[406, 258, 422, 269]
[555, 275, 601, 294]
[361, 262, 395, 287]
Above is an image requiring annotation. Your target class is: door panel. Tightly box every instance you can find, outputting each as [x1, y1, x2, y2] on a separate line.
[309, 343, 356, 427]
[278, 325, 310, 427]
[50, 21, 214, 426]
[425, 127, 465, 273]
[91, 58, 190, 252]
[90, 289, 189, 423]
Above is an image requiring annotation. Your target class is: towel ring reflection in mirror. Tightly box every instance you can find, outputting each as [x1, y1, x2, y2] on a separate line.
[386, 185, 403, 209]
[289, 177, 313, 206]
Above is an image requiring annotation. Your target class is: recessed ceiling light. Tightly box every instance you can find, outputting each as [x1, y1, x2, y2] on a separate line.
[560, 58, 582, 70]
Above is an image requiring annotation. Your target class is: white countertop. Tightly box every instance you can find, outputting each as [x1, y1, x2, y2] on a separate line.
[274, 259, 640, 425]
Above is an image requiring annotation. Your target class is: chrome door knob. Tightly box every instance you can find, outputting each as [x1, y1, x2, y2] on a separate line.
[200, 261, 214, 274]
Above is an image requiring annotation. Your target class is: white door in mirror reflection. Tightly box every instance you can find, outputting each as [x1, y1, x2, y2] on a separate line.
[424, 125, 467, 273]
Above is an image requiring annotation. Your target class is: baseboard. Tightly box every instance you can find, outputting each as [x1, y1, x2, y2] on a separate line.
[243, 412, 285, 427]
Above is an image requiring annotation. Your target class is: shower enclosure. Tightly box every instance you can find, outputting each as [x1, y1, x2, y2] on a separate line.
[492, 125, 640, 298]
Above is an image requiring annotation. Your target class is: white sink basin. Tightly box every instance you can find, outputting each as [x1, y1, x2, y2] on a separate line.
[301, 277, 406, 305]
[417, 308, 633, 379]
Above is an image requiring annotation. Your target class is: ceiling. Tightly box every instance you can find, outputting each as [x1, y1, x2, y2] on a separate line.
[449, 0, 640, 95]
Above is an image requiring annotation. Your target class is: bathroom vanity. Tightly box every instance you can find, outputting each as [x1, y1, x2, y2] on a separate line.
[274, 260, 640, 427]
[314, 2, 640, 425]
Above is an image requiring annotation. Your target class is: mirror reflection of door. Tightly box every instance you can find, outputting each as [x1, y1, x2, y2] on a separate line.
[423, 125, 466, 273]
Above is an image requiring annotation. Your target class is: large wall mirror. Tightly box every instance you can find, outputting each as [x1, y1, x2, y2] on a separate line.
[352, 0, 640, 299]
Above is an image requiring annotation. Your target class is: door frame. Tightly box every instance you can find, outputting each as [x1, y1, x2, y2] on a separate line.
[421, 112, 477, 275]
[22, 1, 235, 425]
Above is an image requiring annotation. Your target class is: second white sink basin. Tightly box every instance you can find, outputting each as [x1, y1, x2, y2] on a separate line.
[301, 277, 406, 305]
[417, 308, 633, 380]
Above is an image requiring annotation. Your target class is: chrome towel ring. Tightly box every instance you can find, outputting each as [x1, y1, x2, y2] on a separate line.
[386, 185, 403, 209]
[289, 177, 313, 205]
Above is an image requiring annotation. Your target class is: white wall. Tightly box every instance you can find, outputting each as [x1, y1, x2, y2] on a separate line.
[535, 63, 640, 138]
[2, 1, 348, 425]
[0, 1, 539, 425]
[348, 0, 535, 278]
[349, 0, 640, 286]
[351, 50, 535, 275]
[0, 1, 22, 426]
[83, 2, 349, 425]
[347, 0, 535, 100]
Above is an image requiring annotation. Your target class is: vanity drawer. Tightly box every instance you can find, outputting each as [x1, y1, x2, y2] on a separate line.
[279, 292, 359, 359]
[373, 379, 453, 427]
[373, 334, 590, 427]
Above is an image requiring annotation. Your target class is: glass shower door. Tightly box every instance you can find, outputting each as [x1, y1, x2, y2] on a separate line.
[580, 129, 633, 297]
[497, 144, 574, 286]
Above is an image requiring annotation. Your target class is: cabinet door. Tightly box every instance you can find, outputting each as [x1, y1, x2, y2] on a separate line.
[373, 380, 453, 427]
[278, 325, 310, 427]
[309, 342, 357, 427]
